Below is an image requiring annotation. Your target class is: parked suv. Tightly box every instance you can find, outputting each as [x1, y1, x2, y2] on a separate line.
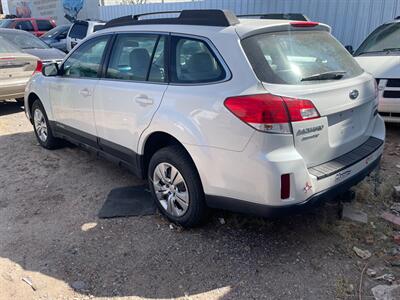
[0, 18, 56, 37]
[25, 10, 385, 227]
[354, 18, 400, 123]
[66, 20, 105, 52]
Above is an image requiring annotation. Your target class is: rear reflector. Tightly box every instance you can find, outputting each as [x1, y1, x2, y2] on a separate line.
[224, 94, 320, 134]
[290, 21, 319, 27]
[33, 60, 43, 75]
[281, 174, 290, 199]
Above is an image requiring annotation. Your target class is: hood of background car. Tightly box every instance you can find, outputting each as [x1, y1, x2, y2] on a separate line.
[355, 55, 400, 78]
[23, 48, 65, 62]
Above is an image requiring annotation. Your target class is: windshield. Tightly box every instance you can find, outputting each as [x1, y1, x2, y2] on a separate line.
[41, 25, 69, 38]
[0, 30, 50, 49]
[0, 36, 22, 53]
[242, 30, 363, 85]
[355, 22, 400, 56]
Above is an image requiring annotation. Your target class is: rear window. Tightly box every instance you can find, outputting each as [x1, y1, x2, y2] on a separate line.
[0, 36, 21, 53]
[69, 23, 88, 39]
[36, 20, 54, 31]
[242, 31, 363, 85]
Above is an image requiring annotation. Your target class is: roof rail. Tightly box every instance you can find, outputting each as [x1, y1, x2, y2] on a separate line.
[104, 9, 240, 28]
[237, 13, 309, 21]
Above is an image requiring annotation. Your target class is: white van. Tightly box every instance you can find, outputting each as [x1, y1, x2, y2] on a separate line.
[66, 20, 105, 52]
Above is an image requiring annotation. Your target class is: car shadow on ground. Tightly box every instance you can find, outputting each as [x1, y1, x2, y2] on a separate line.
[0, 100, 24, 116]
[0, 129, 362, 299]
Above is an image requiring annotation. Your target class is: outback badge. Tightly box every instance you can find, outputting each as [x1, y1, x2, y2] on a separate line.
[349, 89, 359, 100]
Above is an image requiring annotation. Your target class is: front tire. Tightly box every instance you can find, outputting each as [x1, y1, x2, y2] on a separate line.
[148, 145, 207, 227]
[32, 99, 62, 149]
[15, 97, 24, 106]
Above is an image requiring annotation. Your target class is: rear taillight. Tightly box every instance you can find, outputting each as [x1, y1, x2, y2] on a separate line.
[224, 94, 320, 134]
[33, 60, 43, 75]
[290, 21, 319, 27]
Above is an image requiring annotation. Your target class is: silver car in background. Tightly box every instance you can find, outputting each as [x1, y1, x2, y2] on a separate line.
[0, 28, 65, 63]
[0, 36, 39, 105]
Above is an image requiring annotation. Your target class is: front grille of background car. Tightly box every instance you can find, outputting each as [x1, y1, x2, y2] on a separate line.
[387, 79, 400, 87]
[383, 91, 400, 98]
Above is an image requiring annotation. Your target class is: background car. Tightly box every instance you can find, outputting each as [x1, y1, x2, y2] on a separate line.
[40, 25, 71, 53]
[0, 28, 65, 63]
[0, 17, 56, 37]
[353, 18, 400, 123]
[66, 20, 105, 52]
[0, 36, 39, 105]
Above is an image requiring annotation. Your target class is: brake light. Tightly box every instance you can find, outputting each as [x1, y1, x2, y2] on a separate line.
[33, 60, 43, 75]
[224, 94, 320, 134]
[290, 21, 319, 27]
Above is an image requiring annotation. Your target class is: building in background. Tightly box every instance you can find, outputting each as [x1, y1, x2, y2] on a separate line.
[0, 0, 100, 24]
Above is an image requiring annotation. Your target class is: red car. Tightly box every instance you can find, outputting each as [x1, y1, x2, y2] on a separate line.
[0, 18, 56, 37]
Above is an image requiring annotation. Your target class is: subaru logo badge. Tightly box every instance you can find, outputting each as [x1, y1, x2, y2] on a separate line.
[349, 90, 359, 100]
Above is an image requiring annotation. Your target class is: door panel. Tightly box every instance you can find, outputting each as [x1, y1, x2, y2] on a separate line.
[50, 35, 110, 136]
[93, 33, 167, 154]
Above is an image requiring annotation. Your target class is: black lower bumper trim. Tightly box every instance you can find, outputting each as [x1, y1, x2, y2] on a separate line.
[205, 155, 381, 218]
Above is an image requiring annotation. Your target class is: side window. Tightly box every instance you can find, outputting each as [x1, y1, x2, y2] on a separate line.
[106, 33, 162, 82]
[62, 35, 109, 79]
[148, 37, 166, 83]
[171, 36, 226, 84]
[69, 23, 88, 39]
[15, 21, 34, 31]
[37, 20, 53, 31]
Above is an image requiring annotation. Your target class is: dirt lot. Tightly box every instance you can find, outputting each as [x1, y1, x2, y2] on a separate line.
[0, 100, 399, 300]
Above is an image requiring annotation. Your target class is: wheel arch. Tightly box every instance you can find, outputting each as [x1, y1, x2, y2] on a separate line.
[27, 92, 40, 121]
[140, 131, 203, 186]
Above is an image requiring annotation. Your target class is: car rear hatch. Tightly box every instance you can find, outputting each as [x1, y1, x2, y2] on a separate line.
[0, 53, 38, 83]
[240, 22, 378, 167]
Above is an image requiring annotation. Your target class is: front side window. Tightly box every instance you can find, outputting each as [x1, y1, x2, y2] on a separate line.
[242, 31, 363, 85]
[37, 20, 53, 31]
[15, 21, 34, 31]
[69, 23, 88, 39]
[106, 33, 163, 82]
[63, 35, 109, 78]
[355, 22, 400, 56]
[171, 36, 225, 84]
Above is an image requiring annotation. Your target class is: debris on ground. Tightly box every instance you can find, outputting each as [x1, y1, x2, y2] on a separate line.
[22, 277, 36, 291]
[169, 224, 175, 230]
[382, 212, 400, 230]
[71, 280, 86, 291]
[391, 203, 400, 215]
[353, 246, 372, 259]
[394, 186, 400, 199]
[342, 204, 368, 223]
[371, 284, 400, 300]
[376, 274, 395, 283]
[367, 268, 377, 277]
[218, 217, 226, 225]
[394, 233, 400, 245]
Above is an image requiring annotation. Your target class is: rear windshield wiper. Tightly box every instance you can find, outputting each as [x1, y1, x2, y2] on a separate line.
[301, 71, 347, 82]
[383, 47, 400, 52]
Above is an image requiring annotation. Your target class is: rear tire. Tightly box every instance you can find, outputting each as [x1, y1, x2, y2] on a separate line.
[32, 99, 62, 149]
[148, 145, 207, 227]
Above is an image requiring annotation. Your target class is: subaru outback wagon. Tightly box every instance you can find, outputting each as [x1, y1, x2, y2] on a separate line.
[24, 10, 385, 227]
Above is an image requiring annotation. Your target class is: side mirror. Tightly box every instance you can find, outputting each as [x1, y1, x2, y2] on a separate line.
[345, 45, 354, 55]
[42, 62, 59, 77]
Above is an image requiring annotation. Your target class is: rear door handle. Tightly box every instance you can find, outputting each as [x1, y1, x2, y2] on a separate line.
[79, 88, 91, 97]
[135, 95, 153, 106]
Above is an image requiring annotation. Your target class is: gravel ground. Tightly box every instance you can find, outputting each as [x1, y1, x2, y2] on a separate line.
[0, 100, 399, 300]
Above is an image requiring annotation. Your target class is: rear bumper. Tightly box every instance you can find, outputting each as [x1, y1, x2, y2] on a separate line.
[0, 81, 27, 101]
[206, 154, 381, 217]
